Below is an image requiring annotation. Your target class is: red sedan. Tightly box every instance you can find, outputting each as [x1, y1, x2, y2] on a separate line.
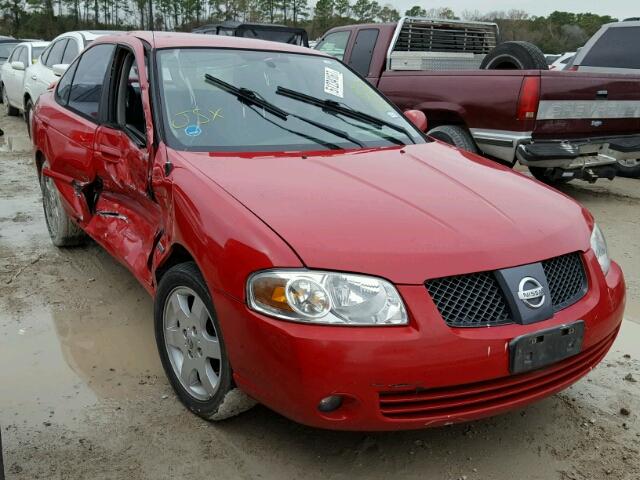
[32, 32, 625, 431]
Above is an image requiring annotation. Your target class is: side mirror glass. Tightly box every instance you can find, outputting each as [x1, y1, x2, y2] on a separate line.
[52, 64, 69, 77]
[404, 109, 427, 132]
[11, 61, 25, 71]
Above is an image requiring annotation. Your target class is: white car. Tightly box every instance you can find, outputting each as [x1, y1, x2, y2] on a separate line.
[549, 52, 575, 70]
[22, 31, 116, 129]
[1, 41, 49, 117]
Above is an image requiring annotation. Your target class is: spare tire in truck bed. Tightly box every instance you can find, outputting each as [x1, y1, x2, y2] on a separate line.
[480, 41, 548, 70]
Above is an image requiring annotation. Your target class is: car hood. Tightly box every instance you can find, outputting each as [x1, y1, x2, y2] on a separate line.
[178, 143, 591, 284]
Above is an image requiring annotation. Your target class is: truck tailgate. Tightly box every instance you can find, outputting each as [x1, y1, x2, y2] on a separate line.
[535, 71, 640, 139]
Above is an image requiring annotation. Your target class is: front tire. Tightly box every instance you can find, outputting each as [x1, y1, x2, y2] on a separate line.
[154, 262, 256, 421]
[40, 161, 86, 246]
[427, 125, 478, 153]
[2, 84, 19, 116]
[616, 158, 640, 178]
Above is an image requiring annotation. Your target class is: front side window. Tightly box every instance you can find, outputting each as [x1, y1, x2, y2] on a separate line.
[582, 26, 640, 69]
[115, 53, 146, 141]
[18, 47, 29, 66]
[156, 48, 424, 153]
[45, 39, 68, 67]
[67, 44, 115, 120]
[316, 31, 351, 61]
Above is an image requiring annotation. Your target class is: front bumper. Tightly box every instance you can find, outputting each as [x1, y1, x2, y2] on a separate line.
[516, 134, 640, 173]
[215, 250, 625, 431]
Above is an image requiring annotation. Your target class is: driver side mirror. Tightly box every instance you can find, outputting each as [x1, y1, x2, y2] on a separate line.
[11, 61, 25, 71]
[404, 110, 427, 132]
[404, 109, 427, 132]
[52, 64, 69, 77]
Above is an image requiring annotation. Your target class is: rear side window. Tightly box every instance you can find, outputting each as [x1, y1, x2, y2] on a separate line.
[348, 29, 379, 77]
[316, 31, 351, 60]
[582, 26, 640, 69]
[67, 44, 115, 120]
[62, 40, 79, 64]
[45, 39, 68, 67]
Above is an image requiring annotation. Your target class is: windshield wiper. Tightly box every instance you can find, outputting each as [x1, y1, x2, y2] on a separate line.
[204, 74, 364, 148]
[205, 74, 288, 120]
[276, 86, 416, 144]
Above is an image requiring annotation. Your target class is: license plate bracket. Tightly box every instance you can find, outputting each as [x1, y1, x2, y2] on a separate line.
[509, 320, 584, 374]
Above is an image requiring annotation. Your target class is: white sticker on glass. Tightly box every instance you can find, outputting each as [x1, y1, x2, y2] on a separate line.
[324, 67, 344, 98]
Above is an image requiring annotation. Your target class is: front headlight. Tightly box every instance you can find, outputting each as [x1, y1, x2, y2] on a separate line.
[590, 223, 610, 275]
[247, 270, 408, 325]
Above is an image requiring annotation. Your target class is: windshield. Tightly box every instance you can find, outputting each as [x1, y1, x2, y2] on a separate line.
[156, 48, 425, 152]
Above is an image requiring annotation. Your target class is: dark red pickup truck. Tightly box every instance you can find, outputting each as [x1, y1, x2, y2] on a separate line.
[316, 18, 640, 183]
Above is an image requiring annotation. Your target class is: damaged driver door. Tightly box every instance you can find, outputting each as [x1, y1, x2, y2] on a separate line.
[86, 41, 161, 290]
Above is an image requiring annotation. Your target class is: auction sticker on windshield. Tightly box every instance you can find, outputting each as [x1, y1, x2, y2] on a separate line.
[324, 67, 344, 98]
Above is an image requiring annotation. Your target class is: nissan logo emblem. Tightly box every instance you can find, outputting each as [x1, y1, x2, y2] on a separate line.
[517, 277, 545, 309]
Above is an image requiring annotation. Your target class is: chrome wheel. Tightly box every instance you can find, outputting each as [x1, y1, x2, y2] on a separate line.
[163, 287, 222, 401]
[42, 173, 61, 238]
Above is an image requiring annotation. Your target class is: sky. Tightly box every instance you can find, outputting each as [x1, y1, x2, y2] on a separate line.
[379, 0, 636, 20]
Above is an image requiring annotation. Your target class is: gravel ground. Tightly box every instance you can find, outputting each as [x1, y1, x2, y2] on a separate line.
[0, 111, 638, 480]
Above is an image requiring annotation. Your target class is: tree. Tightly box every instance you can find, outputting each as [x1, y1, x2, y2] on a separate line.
[352, 0, 379, 22]
[405, 5, 425, 17]
[377, 4, 398, 22]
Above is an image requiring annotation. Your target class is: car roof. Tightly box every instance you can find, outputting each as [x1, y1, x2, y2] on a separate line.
[16, 41, 50, 48]
[96, 31, 322, 56]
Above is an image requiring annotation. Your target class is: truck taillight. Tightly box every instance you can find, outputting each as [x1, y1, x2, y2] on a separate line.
[516, 76, 540, 121]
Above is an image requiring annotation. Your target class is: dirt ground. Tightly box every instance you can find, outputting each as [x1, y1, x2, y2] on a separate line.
[0, 110, 638, 480]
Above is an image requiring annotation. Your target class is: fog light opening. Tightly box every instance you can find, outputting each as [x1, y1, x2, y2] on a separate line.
[318, 395, 343, 413]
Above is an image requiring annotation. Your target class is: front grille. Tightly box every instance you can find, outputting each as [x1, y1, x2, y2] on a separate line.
[542, 253, 588, 311]
[378, 328, 617, 421]
[426, 253, 587, 327]
[425, 272, 512, 327]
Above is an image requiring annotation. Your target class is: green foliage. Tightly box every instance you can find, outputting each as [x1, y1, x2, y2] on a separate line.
[0, 1, 617, 52]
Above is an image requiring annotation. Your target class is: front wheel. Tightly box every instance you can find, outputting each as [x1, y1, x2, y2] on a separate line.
[616, 158, 640, 178]
[154, 262, 256, 421]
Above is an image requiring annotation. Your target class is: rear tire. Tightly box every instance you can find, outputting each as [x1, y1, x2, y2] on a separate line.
[25, 98, 34, 138]
[616, 159, 640, 178]
[427, 125, 478, 153]
[481, 41, 548, 70]
[2, 85, 19, 116]
[40, 161, 86, 246]
[154, 262, 256, 421]
[528, 166, 572, 185]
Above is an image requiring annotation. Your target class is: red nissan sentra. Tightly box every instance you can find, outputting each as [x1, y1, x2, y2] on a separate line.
[32, 32, 625, 430]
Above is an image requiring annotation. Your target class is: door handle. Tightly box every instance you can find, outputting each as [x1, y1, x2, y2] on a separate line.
[31, 75, 37, 80]
[97, 144, 121, 162]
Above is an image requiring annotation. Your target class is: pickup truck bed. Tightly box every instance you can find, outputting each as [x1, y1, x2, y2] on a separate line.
[316, 19, 640, 183]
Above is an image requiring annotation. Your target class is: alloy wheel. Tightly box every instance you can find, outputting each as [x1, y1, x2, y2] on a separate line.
[41, 173, 61, 238]
[163, 286, 222, 401]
